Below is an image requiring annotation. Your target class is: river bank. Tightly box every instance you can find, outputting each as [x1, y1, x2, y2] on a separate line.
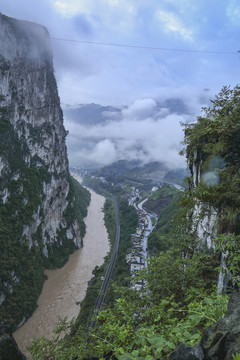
[13, 187, 110, 356]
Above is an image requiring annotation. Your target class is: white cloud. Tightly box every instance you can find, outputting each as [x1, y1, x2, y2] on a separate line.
[122, 98, 157, 120]
[51, 0, 93, 17]
[65, 98, 189, 169]
[84, 139, 117, 165]
[227, 1, 240, 26]
[51, 0, 137, 32]
[155, 10, 193, 41]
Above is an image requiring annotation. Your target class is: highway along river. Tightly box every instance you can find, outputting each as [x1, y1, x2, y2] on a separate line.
[13, 186, 110, 356]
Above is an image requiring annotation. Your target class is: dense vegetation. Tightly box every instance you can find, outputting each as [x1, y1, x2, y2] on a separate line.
[0, 107, 48, 329]
[29, 85, 240, 359]
[148, 200, 178, 253]
[142, 184, 179, 252]
[143, 184, 178, 214]
[70, 176, 91, 238]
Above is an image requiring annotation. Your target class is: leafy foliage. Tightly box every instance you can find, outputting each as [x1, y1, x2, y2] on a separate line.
[67, 176, 91, 238]
[28, 261, 227, 359]
[216, 233, 240, 287]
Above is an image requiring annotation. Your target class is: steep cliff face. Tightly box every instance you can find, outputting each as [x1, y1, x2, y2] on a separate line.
[0, 13, 83, 328]
[189, 152, 226, 291]
[189, 150, 218, 249]
[183, 86, 240, 293]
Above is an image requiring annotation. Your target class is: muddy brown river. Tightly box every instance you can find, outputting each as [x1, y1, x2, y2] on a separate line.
[13, 185, 109, 356]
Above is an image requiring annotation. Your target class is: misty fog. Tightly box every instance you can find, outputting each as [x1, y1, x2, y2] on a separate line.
[64, 97, 199, 169]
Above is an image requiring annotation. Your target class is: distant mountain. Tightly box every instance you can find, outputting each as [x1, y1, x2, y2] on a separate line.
[161, 98, 190, 115]
[64, 100, 189, 170]
[63, 103, 122, 126]
[93, 160, 189, 186]
[96, 159, 142, 176]
[63, 98, 189, 126]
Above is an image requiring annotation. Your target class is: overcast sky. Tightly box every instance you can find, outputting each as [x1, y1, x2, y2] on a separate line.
[1, 1, 240, 168]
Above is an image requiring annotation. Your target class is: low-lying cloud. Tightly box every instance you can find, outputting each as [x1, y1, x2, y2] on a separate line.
[64, 97, 195, 169]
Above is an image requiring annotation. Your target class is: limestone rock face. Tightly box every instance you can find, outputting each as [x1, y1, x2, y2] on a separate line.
[188, 150, 228, 291]
[0, 13, 82, 328]
[189, 150, 218, 249]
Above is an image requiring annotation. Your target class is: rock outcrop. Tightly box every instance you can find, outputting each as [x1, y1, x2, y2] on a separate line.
[189, 150, 218, 249]
[0, 13, 83, 329]
[188, 150, 229, 292]
[169, 289, 240, 360]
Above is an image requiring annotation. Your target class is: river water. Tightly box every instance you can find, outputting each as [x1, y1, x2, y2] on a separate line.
[13, 186, 109, 356]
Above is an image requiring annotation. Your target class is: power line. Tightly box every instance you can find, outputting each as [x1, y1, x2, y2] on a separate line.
[49, 37, 236, 55]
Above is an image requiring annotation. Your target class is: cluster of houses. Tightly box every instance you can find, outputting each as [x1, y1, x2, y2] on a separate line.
[126, 189, 157, 290]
